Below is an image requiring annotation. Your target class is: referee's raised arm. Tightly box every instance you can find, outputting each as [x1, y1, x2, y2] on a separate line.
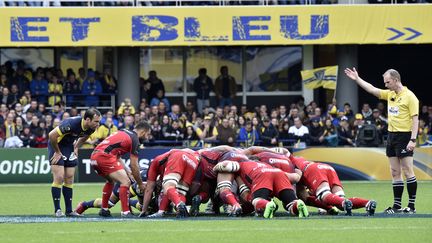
[344, 68, 381, 98]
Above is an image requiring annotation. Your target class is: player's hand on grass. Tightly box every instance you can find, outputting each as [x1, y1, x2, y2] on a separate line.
[138, 211, 148, 218]
[50, 152, 64, 165]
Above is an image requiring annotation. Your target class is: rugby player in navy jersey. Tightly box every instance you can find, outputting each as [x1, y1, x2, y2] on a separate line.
[90, 121, 151, 217]
[48, 108, 101, 217]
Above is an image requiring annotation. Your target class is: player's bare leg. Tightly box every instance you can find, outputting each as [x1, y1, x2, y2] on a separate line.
[317, 182, 352, 216]
[51, 165, 65, 217]
[384, 157, 404, 214]
[105, 169, 132, 217]
[163, 173, 188, 218]
[216, 173, 242, 216]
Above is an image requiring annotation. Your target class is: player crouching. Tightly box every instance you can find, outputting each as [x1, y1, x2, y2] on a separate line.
[213, 160, 309, 218]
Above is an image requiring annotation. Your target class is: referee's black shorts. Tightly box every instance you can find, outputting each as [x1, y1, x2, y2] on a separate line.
[386, 132, 413, 158]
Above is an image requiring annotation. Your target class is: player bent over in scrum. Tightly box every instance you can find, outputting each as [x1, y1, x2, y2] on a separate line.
[291, 156, 377, 216]
[90, 121, 151, 217]
[141, 149, 200, 218]
[214, 160, 309, 218]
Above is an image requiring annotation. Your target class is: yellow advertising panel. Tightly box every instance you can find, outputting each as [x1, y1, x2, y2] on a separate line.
[0, 5, 431, 47]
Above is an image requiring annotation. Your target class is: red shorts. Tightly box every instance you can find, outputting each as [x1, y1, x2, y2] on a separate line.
[163, 151, 199, 185]
[250, 168, 293, 195]
[301, 163, 343, 195]
[90, 152, 123, 177]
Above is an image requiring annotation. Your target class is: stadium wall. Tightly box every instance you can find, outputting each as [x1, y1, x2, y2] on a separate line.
[0, 147, 431, 183]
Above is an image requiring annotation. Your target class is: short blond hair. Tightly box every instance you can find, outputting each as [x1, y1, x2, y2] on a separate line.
[383, 69, 401, 82]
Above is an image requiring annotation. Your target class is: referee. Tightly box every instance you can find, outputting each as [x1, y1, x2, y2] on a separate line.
[344, 68, 419, 214]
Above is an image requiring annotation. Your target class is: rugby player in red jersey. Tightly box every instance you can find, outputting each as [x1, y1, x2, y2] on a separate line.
[213, 160, 309, 218]
[140, 148, 200, 218]
[290, 156, 377, 216]
[90, 121, 151, 217]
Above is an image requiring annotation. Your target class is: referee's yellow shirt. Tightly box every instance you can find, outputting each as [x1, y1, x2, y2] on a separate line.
[379, 86, 419, 132]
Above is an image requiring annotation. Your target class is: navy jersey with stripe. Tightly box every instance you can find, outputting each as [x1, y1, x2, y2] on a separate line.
[56, 116, 96, 146]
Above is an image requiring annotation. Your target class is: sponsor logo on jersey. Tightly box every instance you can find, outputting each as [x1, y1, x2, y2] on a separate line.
[182, 154, 198, 169]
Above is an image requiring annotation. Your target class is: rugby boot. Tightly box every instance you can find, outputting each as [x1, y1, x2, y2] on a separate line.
[263, 200, 277, 219]
[176, 202, 188, 218]
[99, 209, 112, 217]
[297, 200, 309, 218]
[189, 195, 202, 217]
[55, 209, 65, 217]
[365, 200, 377, 216]
[343, 199, 353, 216]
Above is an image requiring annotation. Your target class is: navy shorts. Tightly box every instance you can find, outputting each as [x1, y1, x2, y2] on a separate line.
[386, 132, 413, 158]
[48, 143, 78, 167]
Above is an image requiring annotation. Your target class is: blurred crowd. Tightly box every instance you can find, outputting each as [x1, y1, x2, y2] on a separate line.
[1, 60, 431, 149]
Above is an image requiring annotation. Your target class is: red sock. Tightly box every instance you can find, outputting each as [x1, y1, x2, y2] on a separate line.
[199, 191, 209, 203]
[254, 199, 269, 213]
[178, 193, 186, 204]
[349, 197, 369, 209]
[219, 189, 240, 207]
[306, 196, 333, 210]
[102, 183, 114, 209]
[322, 194, 345, 210]
[159, 194, 170, 211]
[166, 187, 182, 206]
[119, 185, 130, 213]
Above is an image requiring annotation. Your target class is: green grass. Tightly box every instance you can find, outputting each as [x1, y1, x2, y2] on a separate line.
[0, 181, 431, 243]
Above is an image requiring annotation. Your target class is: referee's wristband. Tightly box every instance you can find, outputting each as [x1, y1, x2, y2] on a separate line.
[410, 139, 416, 142]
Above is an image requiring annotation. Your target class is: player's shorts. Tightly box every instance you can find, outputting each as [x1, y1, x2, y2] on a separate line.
[48, 143, 77, 167]
[163, 151, 199, 185]
[386, 132, 413, 158]
[90, 151, 123, 177]
[301, 163, 342, 195]
[249, 169, 293, 195]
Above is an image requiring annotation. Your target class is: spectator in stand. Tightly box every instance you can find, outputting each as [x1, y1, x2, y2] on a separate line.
[146, 70, 165, 101]
[337, 116, 356, 147]
[9, 84, 20, 108]
[19, 90, 32, 108]
[278, 105, 289, 124]
[48, 75, 63, 107]
[0, 72, 9, 88]
[2, 112, 18, 139]
[101, 68, 117, 94]
[14, 103, 24, 118]
[215, 66, 236, 107]
[64, 72, 81, 106]
[322, 118, 338, 147]
[0, 87, 15, 108]
[45, 114, 54, 132]
[196, 115, 218, 143]
[15, 116, 24, 135]
[75, 67, 85, 88]
[419, 105, 429, 125]
[22, 109, 34, 126]
[343, 102, 354, 120]
[51, 103, 64, 121]
[288, 106, 300, 127]
[216, 117, 237, 146]
[168, 104, 182, 121]
[30, 115, 40, 135]
[184, 101, 195, 121]
[30, 69, 49, 104]
[62, 112, 71, 120]
[193, 68, 214, 114]
[82, 70, 102, 107]
[38, 103, 49, 118]
[376, 101, 387, 118]
[139, 77, 151, 103]
[95, 116, 118, 143]
[117, 98, 136, 116]
[288, 117, 309, 144]
[417, 118, 430, 146]
[295, 96, 306, 119]
[119, 115, 135, 130]
[19, 126, 34, 148]
[370, 108, 388, 143]
[164, 120, 184, 142]
[184, 124, 199, 147]
[150, 118, 162, 141]
[308, 116, 324, 146]
[258, 104, 269, 120]
[259, 116, 279, 146]
[33, 120, 49, 148]
[238, 120, 259, 147]
[361, 103, 373, 121]
[150, 89, 170, 111]
[100, 110, 119, 128]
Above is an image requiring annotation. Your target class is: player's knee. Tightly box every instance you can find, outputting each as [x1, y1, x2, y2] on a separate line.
[316, 188, 331, 202]
[216, 180, 232, 195]
[176, 184, 190, 196]
[162, 175, 179, 190]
